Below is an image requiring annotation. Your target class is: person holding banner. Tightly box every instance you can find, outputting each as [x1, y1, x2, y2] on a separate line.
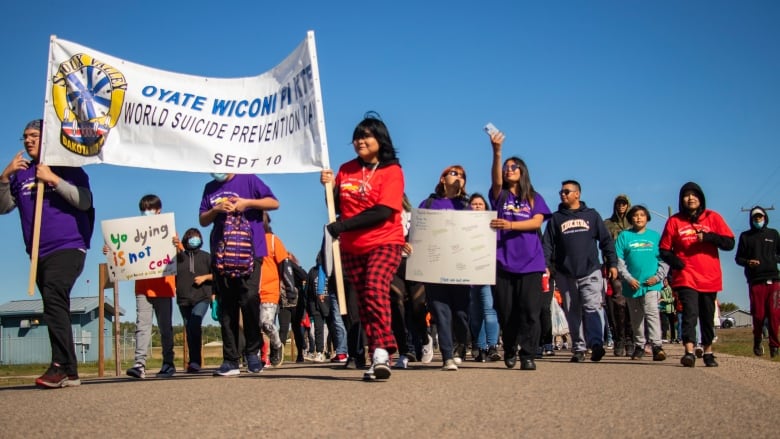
[320, 113, 404, 381]
[0, 119, 94, 388]
[200, 173, 279, 376]
[487, 132, 551, 371]
[419, 165, 472, 371]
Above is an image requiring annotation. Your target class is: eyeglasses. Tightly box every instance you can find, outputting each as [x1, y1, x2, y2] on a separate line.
[20, 133, 40, 141]
[447, 170, 463, 177]
[503, 164, 520, 173]
[559, 189, 578, 196]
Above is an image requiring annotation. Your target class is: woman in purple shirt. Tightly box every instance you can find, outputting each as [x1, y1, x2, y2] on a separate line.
[419, 165, 471, 370]
[487, 131, 551, 371]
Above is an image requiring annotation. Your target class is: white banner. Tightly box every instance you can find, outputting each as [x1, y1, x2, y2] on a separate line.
[406, 208, 497, 285]
[41, 31, 329, 174]
[101, 213, 177, 282]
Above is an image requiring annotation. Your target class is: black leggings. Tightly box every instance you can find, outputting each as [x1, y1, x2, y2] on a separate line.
[677, 288, 717, 346]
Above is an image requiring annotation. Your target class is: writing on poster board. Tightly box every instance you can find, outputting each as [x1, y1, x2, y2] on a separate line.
[101, 212, 177, 282]
[406, 209, 497, 285]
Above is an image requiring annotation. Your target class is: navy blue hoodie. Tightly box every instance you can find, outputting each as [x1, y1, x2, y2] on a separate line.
[543, 201, 617, 278]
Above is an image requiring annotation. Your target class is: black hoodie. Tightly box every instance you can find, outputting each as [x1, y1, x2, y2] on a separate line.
[543, 201, 617, 277]
[734, 206, 780, 283]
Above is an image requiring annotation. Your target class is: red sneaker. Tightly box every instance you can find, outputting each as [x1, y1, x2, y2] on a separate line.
[330, 353, 348, 363]
[35, 365, 70, 389]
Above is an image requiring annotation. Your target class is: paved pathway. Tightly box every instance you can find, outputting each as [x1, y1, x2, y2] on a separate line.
[1, 343, 778, 438]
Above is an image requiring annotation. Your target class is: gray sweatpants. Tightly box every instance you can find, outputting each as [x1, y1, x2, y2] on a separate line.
[627, 291, 662, 348]
[134, 295, 174, 365]
[555, 269, 605, 353]
[260, 302, 282, 349]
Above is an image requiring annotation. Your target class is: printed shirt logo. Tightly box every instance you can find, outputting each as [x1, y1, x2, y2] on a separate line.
[678, 224, 709, 244]
[628, 240, 655, 250]
[340, 178, 371, 199]
[560, 218, 589, 233]
[51, 53, 127, 157]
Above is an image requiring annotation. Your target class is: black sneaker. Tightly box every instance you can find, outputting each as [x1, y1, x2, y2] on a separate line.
[487, 346, 502, 361]
[703, 353, 718, 367]
[771, 346, 779, 358]
[652, 346, 666, 361]
[590, 344, 606, 362]
[570, 352, 586, 363]
[613, 341, 625, 357]
[473, 350, 486, 362]
[680, 352, 696, 368]
[631, 345, 645, 360]
[270, 344, 283, 367]
[753, 341, 764, 357]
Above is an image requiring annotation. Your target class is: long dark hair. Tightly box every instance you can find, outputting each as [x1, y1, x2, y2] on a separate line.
[352, 111, 398, 163]
[502, 156, 536, 207]
[434, 165, 467, 198]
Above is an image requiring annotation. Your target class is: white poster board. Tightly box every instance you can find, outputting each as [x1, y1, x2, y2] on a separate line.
[101, 212, 177, 282]
[406, 208, 497, 285]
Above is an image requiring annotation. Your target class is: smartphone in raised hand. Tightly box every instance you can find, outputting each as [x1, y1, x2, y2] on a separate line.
[484, 122, 499, 136]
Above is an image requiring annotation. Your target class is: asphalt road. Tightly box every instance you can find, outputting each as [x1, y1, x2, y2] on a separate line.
[1, 343, 777, 438]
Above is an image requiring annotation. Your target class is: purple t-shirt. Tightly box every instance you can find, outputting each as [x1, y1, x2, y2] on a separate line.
[490, 190, 551, 274]
[10, 163, 93, 258]
[199, 174, 276, 259]
[418, 196, 468, 211]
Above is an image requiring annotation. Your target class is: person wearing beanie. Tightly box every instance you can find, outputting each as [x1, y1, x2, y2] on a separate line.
[734, 206, 780, 358]
[0, 119, 94, 388]
[604, 194, 634, 357]
[659, 182, 734, 368]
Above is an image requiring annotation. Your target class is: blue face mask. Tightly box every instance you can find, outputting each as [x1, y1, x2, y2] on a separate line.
[142, 210, 157, 216]
[752, 220, 765, 229]
[211, 173, 228, 182]
[187, 237, 202, 249]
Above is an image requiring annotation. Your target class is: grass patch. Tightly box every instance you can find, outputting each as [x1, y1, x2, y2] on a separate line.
[715, 327, 778, 361]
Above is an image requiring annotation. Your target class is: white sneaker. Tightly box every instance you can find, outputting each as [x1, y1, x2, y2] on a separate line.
[421, 335, 434, 364]
[442, 359, 458, 371]
[314, 352, 325, 363]
[453, 355, 463, 365]
[394, 355, 409, 369]
[365, 348, 391, 380]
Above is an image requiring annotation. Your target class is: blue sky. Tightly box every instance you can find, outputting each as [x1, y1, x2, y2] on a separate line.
[1, 1, 778, 324]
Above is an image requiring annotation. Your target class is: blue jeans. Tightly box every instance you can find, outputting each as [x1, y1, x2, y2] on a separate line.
[179, 300, 210, 365]
[327, 290, 348, 355]
[469, 285, 499, 349]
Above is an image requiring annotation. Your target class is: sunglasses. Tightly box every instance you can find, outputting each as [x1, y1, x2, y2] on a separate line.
[559, 189, 578, 196]
[503, 164, 520, 172]
[447, 170, 463, 177]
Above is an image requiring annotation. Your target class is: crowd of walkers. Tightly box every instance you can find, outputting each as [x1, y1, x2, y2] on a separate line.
[2, 117, 778, 388]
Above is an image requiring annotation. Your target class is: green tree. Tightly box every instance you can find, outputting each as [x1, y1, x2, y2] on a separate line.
[719, 302, 739, 313]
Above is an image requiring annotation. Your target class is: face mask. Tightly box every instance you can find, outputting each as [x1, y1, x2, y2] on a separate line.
[142, 210, 157, 216]
[187, 237, 202, 249]
[752, 220, 765, 229]
[211, 173, 228, 182]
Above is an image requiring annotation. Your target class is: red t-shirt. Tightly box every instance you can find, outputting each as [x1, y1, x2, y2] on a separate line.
[659, 210, 733, 293]
[335, 159, 405, 254]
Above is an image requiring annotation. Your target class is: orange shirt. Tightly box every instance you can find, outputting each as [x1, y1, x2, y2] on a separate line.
[135, 276, 176, 298]
[259, 233, 288, 304]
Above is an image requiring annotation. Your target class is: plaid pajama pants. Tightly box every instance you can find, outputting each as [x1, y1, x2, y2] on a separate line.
[341, 244, 402, 356]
